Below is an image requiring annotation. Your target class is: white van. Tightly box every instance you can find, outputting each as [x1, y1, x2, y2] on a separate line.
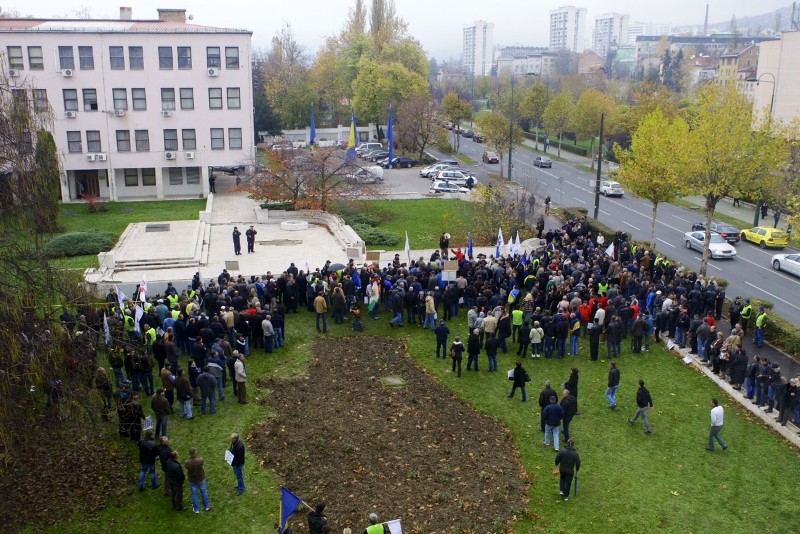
[347, 165, 384, 183]
[355, 142, 382, 155]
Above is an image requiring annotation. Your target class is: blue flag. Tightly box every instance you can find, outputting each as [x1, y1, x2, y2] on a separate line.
[387, 108, 394, 167]
[353, 269, 362, 289]
[467, 234, 473, 259]
[279, 487, 303, 534]
[520, 251, 529, 266]
[309, 110, 316, 149]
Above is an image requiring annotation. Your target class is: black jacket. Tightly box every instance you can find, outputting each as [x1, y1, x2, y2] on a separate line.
[138, 438, 159, 464]
[560, 394, 578, 419]
[555, 446, 581, 474]
[166, 458, 185, 485]
[636, 386, 653, 408]
[230, 438, 245, 466]
[539, 387, 558, 408]
[608, 367, 620, 388]
[512, 365, 528, 387]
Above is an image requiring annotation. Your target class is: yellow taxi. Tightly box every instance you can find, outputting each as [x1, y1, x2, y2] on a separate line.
[739, 226, 789, 249]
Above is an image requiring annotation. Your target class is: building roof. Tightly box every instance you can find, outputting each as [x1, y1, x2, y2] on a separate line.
[0, 18, 251, 35]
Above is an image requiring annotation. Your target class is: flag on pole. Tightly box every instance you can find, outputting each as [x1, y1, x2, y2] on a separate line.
[278, 487, 304, 534]
[346, 112, 357, 163]
[309, 109, 316, 149]
[520, 251, 529, 266]
[605, 242, 615, 258]
[114, 284, 127, 307]
[513, 231, 521, 257]
[386, 519, 403, 534]
[134, 305, 143, 334]
[404, 230, 411, 265]
[103, 312, 111, 347]
[467, 233, 473, 259]
[496, 228, 504, 258]
[353, 269, 362, 289]
[387, 108, 394, 167]
[138, 272, 147, 302]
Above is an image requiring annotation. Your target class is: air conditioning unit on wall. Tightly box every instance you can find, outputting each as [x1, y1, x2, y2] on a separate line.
[113, 109, 126, 117]
[165, 151, 176, 160]
[161, 110, 173, 117]
[185, 151, 195, 159]
[86, 154, 96, 162]
[96, 153, 108, 161]
[207, 67, 219, 77]
[8, 69, 19, 77]
[65, 111, 77, 118]
[61, 68, 73, 77]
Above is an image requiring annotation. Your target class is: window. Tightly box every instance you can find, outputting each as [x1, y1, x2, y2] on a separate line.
[182, 129, 197, 150]
[27, 46, 43, 70]
[227, 87, 240, 109]
[129, 46, 144, 69]
[208, 88, 222, 110]
[135, 130, 150, 151]
[63, 89, 79, 111]
[83, 89, 98, 111]
[115, 130, 130, 152]
[7, 46, 23, 69]
[163, 129, 178, 151]
[108, 46, 124, 69]
[124, 169, 138, 187]
[225, 47, 239, 69]
[67, 131, 82, 153]
[186, 167, 201, 184]
[229, 128, 243, 149]
[86, 130, 102, 152]
[142, 168, 156, 186]
[177, 46, 192, 69]
[78, 46, 94, 69]
[210, 128, 224, 149]
[113, 88, 128, 110]
[168, 167, 183, 185]
[158, 47, 173, 69]
[33, 89, 48, 112]
[161, 88, 176, 111]
[58, 46, 74, 70]
[179, 88, 194, 110]
[206, 47, 221, 68]
[132, 88, 146, 110]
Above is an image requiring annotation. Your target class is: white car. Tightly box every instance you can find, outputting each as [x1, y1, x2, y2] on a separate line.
[432, 169, 470, 185]
[683, 231, 737, 259]
[600, 180, 624, 197]
[419, 163, 458, 178]
[430, 180, 469, 194]
[771, 253, 800, 277]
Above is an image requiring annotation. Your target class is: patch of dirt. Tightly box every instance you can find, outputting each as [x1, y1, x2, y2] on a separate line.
[0, 422, 130, 530]
[251, 337, 528, 533]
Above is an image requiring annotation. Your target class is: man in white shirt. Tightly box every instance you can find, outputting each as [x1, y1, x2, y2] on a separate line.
[707, 399, 728, 452]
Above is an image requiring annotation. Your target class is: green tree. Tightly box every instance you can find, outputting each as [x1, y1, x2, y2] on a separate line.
[475, 76, 493, 99]
[614, 110, 689, 248]
[543, 91, 575, 157]
[396, 92, 445, 161]
[32, 131, 61, 237]
[264, 24, 316, 129]
[440, 91, 473, 151]
[683, 85, 786, 275]
[252, 50, 281, 140]
[519, 81, 548, 142]
[475, 111, 523, 179]
[569, 88, 617, 169]
[351, 57, 427, 124]
[470, 177, 536, 243]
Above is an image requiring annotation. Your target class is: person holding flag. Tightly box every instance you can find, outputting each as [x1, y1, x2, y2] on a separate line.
[467, 233, 474, 259]
[309, 108, 316, 151]
[387, 107, 394, 168]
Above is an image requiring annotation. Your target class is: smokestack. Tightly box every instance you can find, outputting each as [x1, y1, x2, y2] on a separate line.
[119, 7, 132, 20]
[704, 4, 709, 35]
[157, 9, 186, 23]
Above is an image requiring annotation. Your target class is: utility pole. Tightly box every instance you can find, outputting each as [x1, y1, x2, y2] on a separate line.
[593, 112, 605, 220]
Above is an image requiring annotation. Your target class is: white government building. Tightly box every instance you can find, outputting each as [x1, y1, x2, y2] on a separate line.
[0, 7, 253, 202]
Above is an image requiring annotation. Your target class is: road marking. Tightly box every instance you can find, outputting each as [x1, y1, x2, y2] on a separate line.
[572, 197, 586, 204]
[624, 221, 640, 230]
[745, 282, 800, 311]
[657, 238, 676, 248]
[672, 214, 692, 223]
[693, 257, 721, 271]
[600, 210, 610, 216]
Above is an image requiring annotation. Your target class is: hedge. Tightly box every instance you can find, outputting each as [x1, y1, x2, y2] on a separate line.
[44, 231, 118, 257]
[350, 223, 399, 247]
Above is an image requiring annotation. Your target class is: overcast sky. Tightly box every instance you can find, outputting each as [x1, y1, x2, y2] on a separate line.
[4, 1, 791, 60]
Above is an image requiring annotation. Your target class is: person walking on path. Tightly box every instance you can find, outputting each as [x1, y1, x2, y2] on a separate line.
[629, 379, 653, 434]
[229, 432, 246, 495]
[232, 227, 242, 256]
[245, 225, 257, 253]
[606, 361, 620, 409]
[706, 399, 728, 452]
[185, 447, 211, 513]
[508, 361, 529, 402]
[543, 396, 564, 451]
[774, 209, 781, 228]
[554, 438, 581, 501]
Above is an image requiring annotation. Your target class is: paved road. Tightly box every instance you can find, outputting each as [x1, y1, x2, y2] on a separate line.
[450, 139, 800, 328]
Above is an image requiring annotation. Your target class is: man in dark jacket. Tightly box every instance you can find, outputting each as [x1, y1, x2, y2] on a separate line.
[484, 335, 500, 372]
[166, 450, 186, 511]
[508, 362, 529, 402]
[158, 436, 173, 497]
[151, 388, 171, 439]
[230, 432, 246, 495]
[137, 430, 159, 490]
[538, 380, 558, 431]
[606, 361, 620, 409]
[543, 396, 564, 451]
[307, 502, 329, 534]
[629, 379, 654, 434]
[588, 319, 602, 361]
[196, 366, 217, 415]
[560, 389, 578, 442]
[554, 438, 581, 501]
[185, 447, 211, 513]
[466, 329, 482, 371]
[433, 320, 450, 359]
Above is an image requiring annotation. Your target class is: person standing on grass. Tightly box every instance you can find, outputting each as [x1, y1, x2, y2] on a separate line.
[554, 438, 580, 501]
[538, 380, 558, 432]
[434, 320, 450, 359]
[706, 399, 728, 452]
[516, 321, 531, 357]
[229, 432, 246, 496]
[314, 291, 329, 333]
[629, 380, 653, 434]
[234, 353, 247, 404]
[508, 361, 529, 402]
[560, 389, 577, 442]
[543, 396, 564, 452]
[151, 388, 171, 439]
[484, 334, 500, 372]
[185, 447, 211, 513]
[606, 361, 620, 410]
[137, 430, 159, 491]
[158, 436, 172, 497]
[466, 328, 482, 372]
[166, 450, 186, 511]
[450, 336, 465, 377]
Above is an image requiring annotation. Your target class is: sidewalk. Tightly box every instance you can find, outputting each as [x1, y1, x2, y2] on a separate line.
[682, 196, 789, 231]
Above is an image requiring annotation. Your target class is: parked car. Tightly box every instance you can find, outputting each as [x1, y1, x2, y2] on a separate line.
[430, 180, 470, 194]
[771, 253, 800, 276]
[482, 151, 500, 164]
[270, 143, 293, 152]
[533, 156, 552, 168]
[462, 130, 474, 138]
[355, 142, 382, 156]
[368, 150, 390, 162]
[346, 166, 384, 183]
[740, 226, 789, 249]
[381, 156, 417, 168]
[690, 221, 741, 244]
[473, 133, 484, 143]
[437, 159, 460, 167]
[600, 180, 624, 197]
[419, 163, 458, 178]
[433, 169, 470, 185]
[683, 231, 737, 259]
[211, 165, 245, 175]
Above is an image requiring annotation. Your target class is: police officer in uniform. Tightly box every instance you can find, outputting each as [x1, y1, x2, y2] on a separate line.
[739, 299, 753, 336]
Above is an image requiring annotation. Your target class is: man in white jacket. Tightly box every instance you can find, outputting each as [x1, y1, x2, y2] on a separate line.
[707, 399, 728, 452]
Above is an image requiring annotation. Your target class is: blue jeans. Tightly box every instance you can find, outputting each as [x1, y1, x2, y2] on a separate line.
[697, 338, 707, 358]
[112, 367, 124, 387]
[487, 354, 498, 372]
[509, 384, 526, 401]
[605, 385, 619, 407]
[233, 464, 245, 494]
[674, 327, 683, 346]
[631, 407, 652, 432]
[155, 415, 169, 438]
[467, 353, 479, 370]
[745, 377, 755, 399]
[544, 424, 560, 450]
[708, 426, 727, 450]
[544, 337, 554, 358]
[532, 342, 542, 356]
[436, 340, 447, 359]
[316, 313, 328, 332]
[180, 399, 193, 419]
[423, 313, 436, 329]
[274, 328, 283, 348]
[264, 336, 273, 354]
[570, 334, 580, 355]
[390, 311, 404, 327]
[216, 376, 225, 400]
[756, 381, 768, 405]
[139, 463, 158, 489]
[190, 479, 210, 512]
[449, 302, 459, 319]
[754, 327, 764, 347]
[201, 391, 216, 414]
[498, 335, 508, 353]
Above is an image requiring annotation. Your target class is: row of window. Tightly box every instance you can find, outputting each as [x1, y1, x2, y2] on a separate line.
[7, 45, 240, 71]
[59, 86, 241, 112]
[120, 167, 201, 187]
[67, 128, 243, 153]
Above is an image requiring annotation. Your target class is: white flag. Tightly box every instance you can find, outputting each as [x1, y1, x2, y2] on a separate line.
[605, 243, 615, 258]
[496, 228, 504, 257]
[404, 231, 411, 265]
[139, 272, 147, 302]
[386, 519, 403, 534]
[513, 231, 521, 257]
[114, 284, 127, 308]
[103, 312, 111, 347]
[134, 304, 143, 334]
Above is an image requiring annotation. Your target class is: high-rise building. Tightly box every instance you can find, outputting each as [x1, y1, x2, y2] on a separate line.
[463, 20, 494, 76]
[549, 6, 587, 53]
[593, 13, 630, 59]
[626, 21, 672, 45]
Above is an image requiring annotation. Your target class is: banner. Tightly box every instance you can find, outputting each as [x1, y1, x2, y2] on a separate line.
[387, 519, 403, 534]
[405, 230, 410, 265]
[496, 228, 504, 258]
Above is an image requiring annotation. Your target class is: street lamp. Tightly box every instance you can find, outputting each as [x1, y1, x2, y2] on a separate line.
[746, 72, 776, 226]
[507, 71, 538, 182]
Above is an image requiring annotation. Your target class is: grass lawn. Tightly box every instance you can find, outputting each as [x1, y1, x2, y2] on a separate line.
[52, 310, 800, 533]
[53, 199, 207, 269]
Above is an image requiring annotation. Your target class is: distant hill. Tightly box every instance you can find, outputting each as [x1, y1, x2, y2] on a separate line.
[674, 5, 795, 35]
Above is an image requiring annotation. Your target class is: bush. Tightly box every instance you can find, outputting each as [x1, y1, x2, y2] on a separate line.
[44, 231, 117, 257]
[260, 201, 294, 211]
[558, 144, 589, 157]
[343, 213, 380, 227]
[350, 223, 400, 247]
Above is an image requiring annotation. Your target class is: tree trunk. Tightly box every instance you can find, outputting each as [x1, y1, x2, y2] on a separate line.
[650, 201, 659, 250]
[558, 133, 563, 157]
[699, 196, 717, 276]
[498, 151, 505, 179]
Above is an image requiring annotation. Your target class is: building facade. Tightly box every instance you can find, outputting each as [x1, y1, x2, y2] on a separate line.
[0, 7, 253, 202]
[592, 13, 629, 60]
[715, 44, 759, 90]
[463, 20, 494, 77]
[549, 6, 587, 54]
[752, 32, 800, 126]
